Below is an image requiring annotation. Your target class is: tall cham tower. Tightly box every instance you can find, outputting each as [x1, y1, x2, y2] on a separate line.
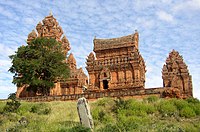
[16, 13, 88, 98]
[162, 50, 193, 98]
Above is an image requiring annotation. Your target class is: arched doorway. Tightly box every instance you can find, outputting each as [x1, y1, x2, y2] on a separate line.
[103, 80, 109, 89]
[100, 67, 111, 90]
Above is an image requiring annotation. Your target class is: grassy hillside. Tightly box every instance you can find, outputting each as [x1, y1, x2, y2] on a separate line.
[0, 97, 200, 132]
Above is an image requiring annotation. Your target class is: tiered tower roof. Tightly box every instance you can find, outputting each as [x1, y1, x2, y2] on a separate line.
[27, 13, 70, 56]
[94, 30, 139, 51]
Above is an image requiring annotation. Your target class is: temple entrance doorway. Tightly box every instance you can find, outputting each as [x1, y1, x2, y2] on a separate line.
[103, 80, 108, 89]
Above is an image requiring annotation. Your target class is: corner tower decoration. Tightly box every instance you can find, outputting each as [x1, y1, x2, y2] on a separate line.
[86, 30, 146, 91]
[16, 13, 88, 98]
[162, 50, 193, 98]
[51, 53, 88, 96]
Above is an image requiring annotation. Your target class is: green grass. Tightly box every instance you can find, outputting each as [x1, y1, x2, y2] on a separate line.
[0, 97, 200, 132]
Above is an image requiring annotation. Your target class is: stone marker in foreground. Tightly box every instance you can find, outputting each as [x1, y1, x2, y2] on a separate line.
[77, 97, 94, 130]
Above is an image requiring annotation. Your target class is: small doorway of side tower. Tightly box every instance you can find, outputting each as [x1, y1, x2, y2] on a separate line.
[103, 80, 108, 89]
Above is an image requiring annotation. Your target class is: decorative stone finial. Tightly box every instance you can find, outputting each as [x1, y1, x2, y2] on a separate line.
[135, 29, 138, 33]
[133, 29, 139, 49]
[88, 52, 95, 60]
[49, 10, 53, 16]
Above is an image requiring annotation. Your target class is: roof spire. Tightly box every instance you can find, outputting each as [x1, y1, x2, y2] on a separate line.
[49, 10, 53, 16]
[135, 29, 138, 33]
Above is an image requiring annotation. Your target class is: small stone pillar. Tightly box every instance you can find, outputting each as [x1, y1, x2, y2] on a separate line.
[77, 97, 94, 130]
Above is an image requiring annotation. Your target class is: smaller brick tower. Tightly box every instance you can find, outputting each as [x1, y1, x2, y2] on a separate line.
[162, 50, 193, 98]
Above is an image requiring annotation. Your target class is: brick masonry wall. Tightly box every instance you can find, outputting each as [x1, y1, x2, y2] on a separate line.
[19, 87, 172, 102]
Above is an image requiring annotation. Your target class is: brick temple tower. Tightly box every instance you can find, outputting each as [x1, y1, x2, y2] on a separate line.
[16, 13, 88, 97]
[162, 50, 193, 98]
[86, 30, 146, 91]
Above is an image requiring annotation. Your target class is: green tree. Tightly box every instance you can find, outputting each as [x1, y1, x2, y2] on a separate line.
[9, 37, 70, 96]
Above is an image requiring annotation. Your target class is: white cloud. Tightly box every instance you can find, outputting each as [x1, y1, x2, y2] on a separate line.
[136, 17, 154, 29]
[0, 6, 20, 21]
[173, 0, 200, 12]
[24, 17, 35, 25]
[0, 85, 16, 99]
[156, 11, 174, 22]
[146, 75, 163, 88]
[0, 44, 15, 58]
[161, 0, 173, 4]
[132, 1, 157, 11]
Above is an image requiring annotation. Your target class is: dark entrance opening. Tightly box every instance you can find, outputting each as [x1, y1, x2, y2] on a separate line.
[103, 80, 109, 89]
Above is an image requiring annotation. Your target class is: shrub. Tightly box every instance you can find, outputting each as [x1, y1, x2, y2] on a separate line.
[96, 98, 112, 107]
[117, 111, 149, 131]
[30, 103, 51, 115]
[112, 98, 132, 112]
[0, 115, 3, 126]
[3, 101, 21, 113]
[17, 102, 33, 115]
[114, 100, 145, 117]
[96, 99, 107, 107]
[146, 104, 157, 114]
[92, 108, 113, 124]
[116, 116, 149, 131]
[186, 98, 200, 104]
[113, 98, 157, 117]
[67, 125, 91, 132]
[98, 110, 106, 122]
[6, 126, 20, 132]
[97, 124, 120, 132]
[117, 109, 134, 117]
[158, 101, 178, 116]
[179, 107, 196, 118]
[91, 108, 100, 121]
[146, 96, 159, 103]
[193, 103, 200, 115]
[3, 93, 21, 113]
[157, 124, 184, 132]
[185, 98, 200, 116]
[0, 102, 5, 114]
[184, 124, 199, 132]
[173, 99, 189, 110]
[3, 100, 21, 113]
[129, 100, 155, 116]
[92, 98, 115, 124]
[8, 93, 17, 100]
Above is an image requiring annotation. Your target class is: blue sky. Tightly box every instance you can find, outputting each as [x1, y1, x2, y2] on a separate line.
[0, 0, 200, 99]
